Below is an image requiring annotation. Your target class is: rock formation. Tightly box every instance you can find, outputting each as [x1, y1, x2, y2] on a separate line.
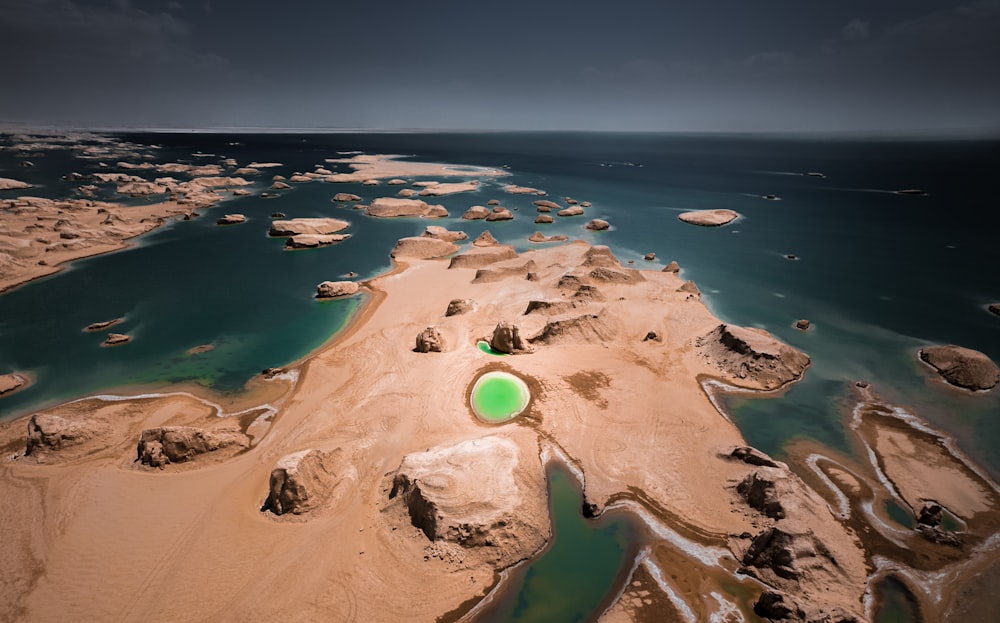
[448, 245, 519, 269]
[25, 413, 108, 455]
[137, 426, 250, 467]
[677, 209, 740, 226]
[473, 231, 499, 247]
[585, 219, 610, 231]
[390, 237, 460, 260]
[462, 205, 490, 220]
[919, 345, 1000, 391]
[216, 214, 246, 225]
[422, 226, 467, 242]
[485, 207, 514, 221]
[83, 318, 123, 332]
[387, 434, 548, 567]
[103, 333, 131, 346]
[794, 319, 811, 331]
[534, 214, 554, 224]
[737, 470, 788, 519]
[445, 299, 473, 316]
[414, 327, 445, 353]
[534, 200, 560, 210]
[268, 218, 349, 237]
[698, 324, 810, 390]
[0, 373, 27, 396]
[315, 281, 360, 298]
[528, 231, 567, 243]
[333, 193, 362, 202]
[364, 198, 447, 218]
[0, 178, 33, 190]
[284, 234, 349, 249]
[730, 446, 781, 468]
[557, 205, 584, 217]
[662, 261, 680, 273]
[644, 253, 656, 261]
[472, 260, 538, 284]
[529, 312, 618, 346]
[989, 303, 1000, 317]
[490, 321, 531, 354]
[263, 449, 337, 515]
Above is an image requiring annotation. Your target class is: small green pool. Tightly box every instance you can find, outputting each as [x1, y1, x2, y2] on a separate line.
[471, 371, 530, 422]
[477, 340, 508, 356]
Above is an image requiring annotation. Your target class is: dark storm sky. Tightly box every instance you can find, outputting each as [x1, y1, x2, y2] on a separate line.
[2, 0, 999, 132]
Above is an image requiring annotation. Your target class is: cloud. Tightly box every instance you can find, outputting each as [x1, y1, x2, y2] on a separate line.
[842, 19, 870, 41]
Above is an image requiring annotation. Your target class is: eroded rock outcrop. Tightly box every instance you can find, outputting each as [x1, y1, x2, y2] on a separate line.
[485, 207, 514, 221]
[472, 260, 537, 284]
[103, 333, 131, 346]
[285, 234, 349, 249]
[137, 426, 250, 467]
[530, 312, 618, 346]
[919, 344, 999, 391]
[268, 218, 349, 237]
[316, 281, 360, 298]
[422, 226, 467, 242]
[738, 470, 788, 519]
[414, 327, 445, 353]
[364, 198, 447, 218]
[448, 244, 518, 269]
[490, 321, 531, 354]
[0, 178, 33, 191]
[528, 231, 566, 242]
[462, 205, 489, 220]
[387, 435, 547, 566]
[0, 373, 27, 397]
[25, 413, 107, 455]
[390, 237, 459, 260]
[445, 298, 474, 316]
[263, 449, 337, 515]
[216, 214, 246, 225]
[585, 219, 610, 231]
[333, 193, 361, 202]
[698, 324, 810, 390]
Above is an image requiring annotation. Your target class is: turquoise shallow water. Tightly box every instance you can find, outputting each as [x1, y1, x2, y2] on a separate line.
[2, 131, 998, 621]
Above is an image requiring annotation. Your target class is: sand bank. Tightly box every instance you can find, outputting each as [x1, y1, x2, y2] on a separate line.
[323, 154, 506, 183]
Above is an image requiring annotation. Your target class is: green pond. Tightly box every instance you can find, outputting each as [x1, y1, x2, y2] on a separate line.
[471, 372, 529, 422]
[478, 341, 508, 356]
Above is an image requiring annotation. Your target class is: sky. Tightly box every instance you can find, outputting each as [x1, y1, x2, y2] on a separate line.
[1, 0, 998, 132]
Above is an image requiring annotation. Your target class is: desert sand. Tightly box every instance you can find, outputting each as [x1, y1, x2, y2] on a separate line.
[0, 196, 206, 294]
[0, 240, 874, 622]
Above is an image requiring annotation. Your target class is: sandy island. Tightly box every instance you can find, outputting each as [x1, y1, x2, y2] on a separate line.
[323, 154, 507, 183]
[0, 239, 877, 622]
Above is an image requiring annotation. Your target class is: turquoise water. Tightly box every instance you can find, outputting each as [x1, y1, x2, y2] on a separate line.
[476, 464, 641, 623]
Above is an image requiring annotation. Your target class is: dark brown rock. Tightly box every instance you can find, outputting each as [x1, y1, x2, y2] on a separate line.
[730, 446, 781, 468]
[445, 299, 473, 316]
[414, 327, 445, 353]
[919, 345, 999, 391]
[490, 321, 531, 354]
[137, 426, 250, 467]
[263, 449, 337, 515]
[794, 319, 811, 331]
[738, 471, 786, 519]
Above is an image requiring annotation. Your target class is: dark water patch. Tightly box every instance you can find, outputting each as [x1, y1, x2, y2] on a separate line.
[873, 575, 922, 623]
[475, 463, 643, 623]
[885, 500, 914, 528]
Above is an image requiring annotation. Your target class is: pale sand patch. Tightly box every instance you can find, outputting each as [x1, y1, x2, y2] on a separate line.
[323, 154, 506, 183]
[872, 426, 995, 518]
